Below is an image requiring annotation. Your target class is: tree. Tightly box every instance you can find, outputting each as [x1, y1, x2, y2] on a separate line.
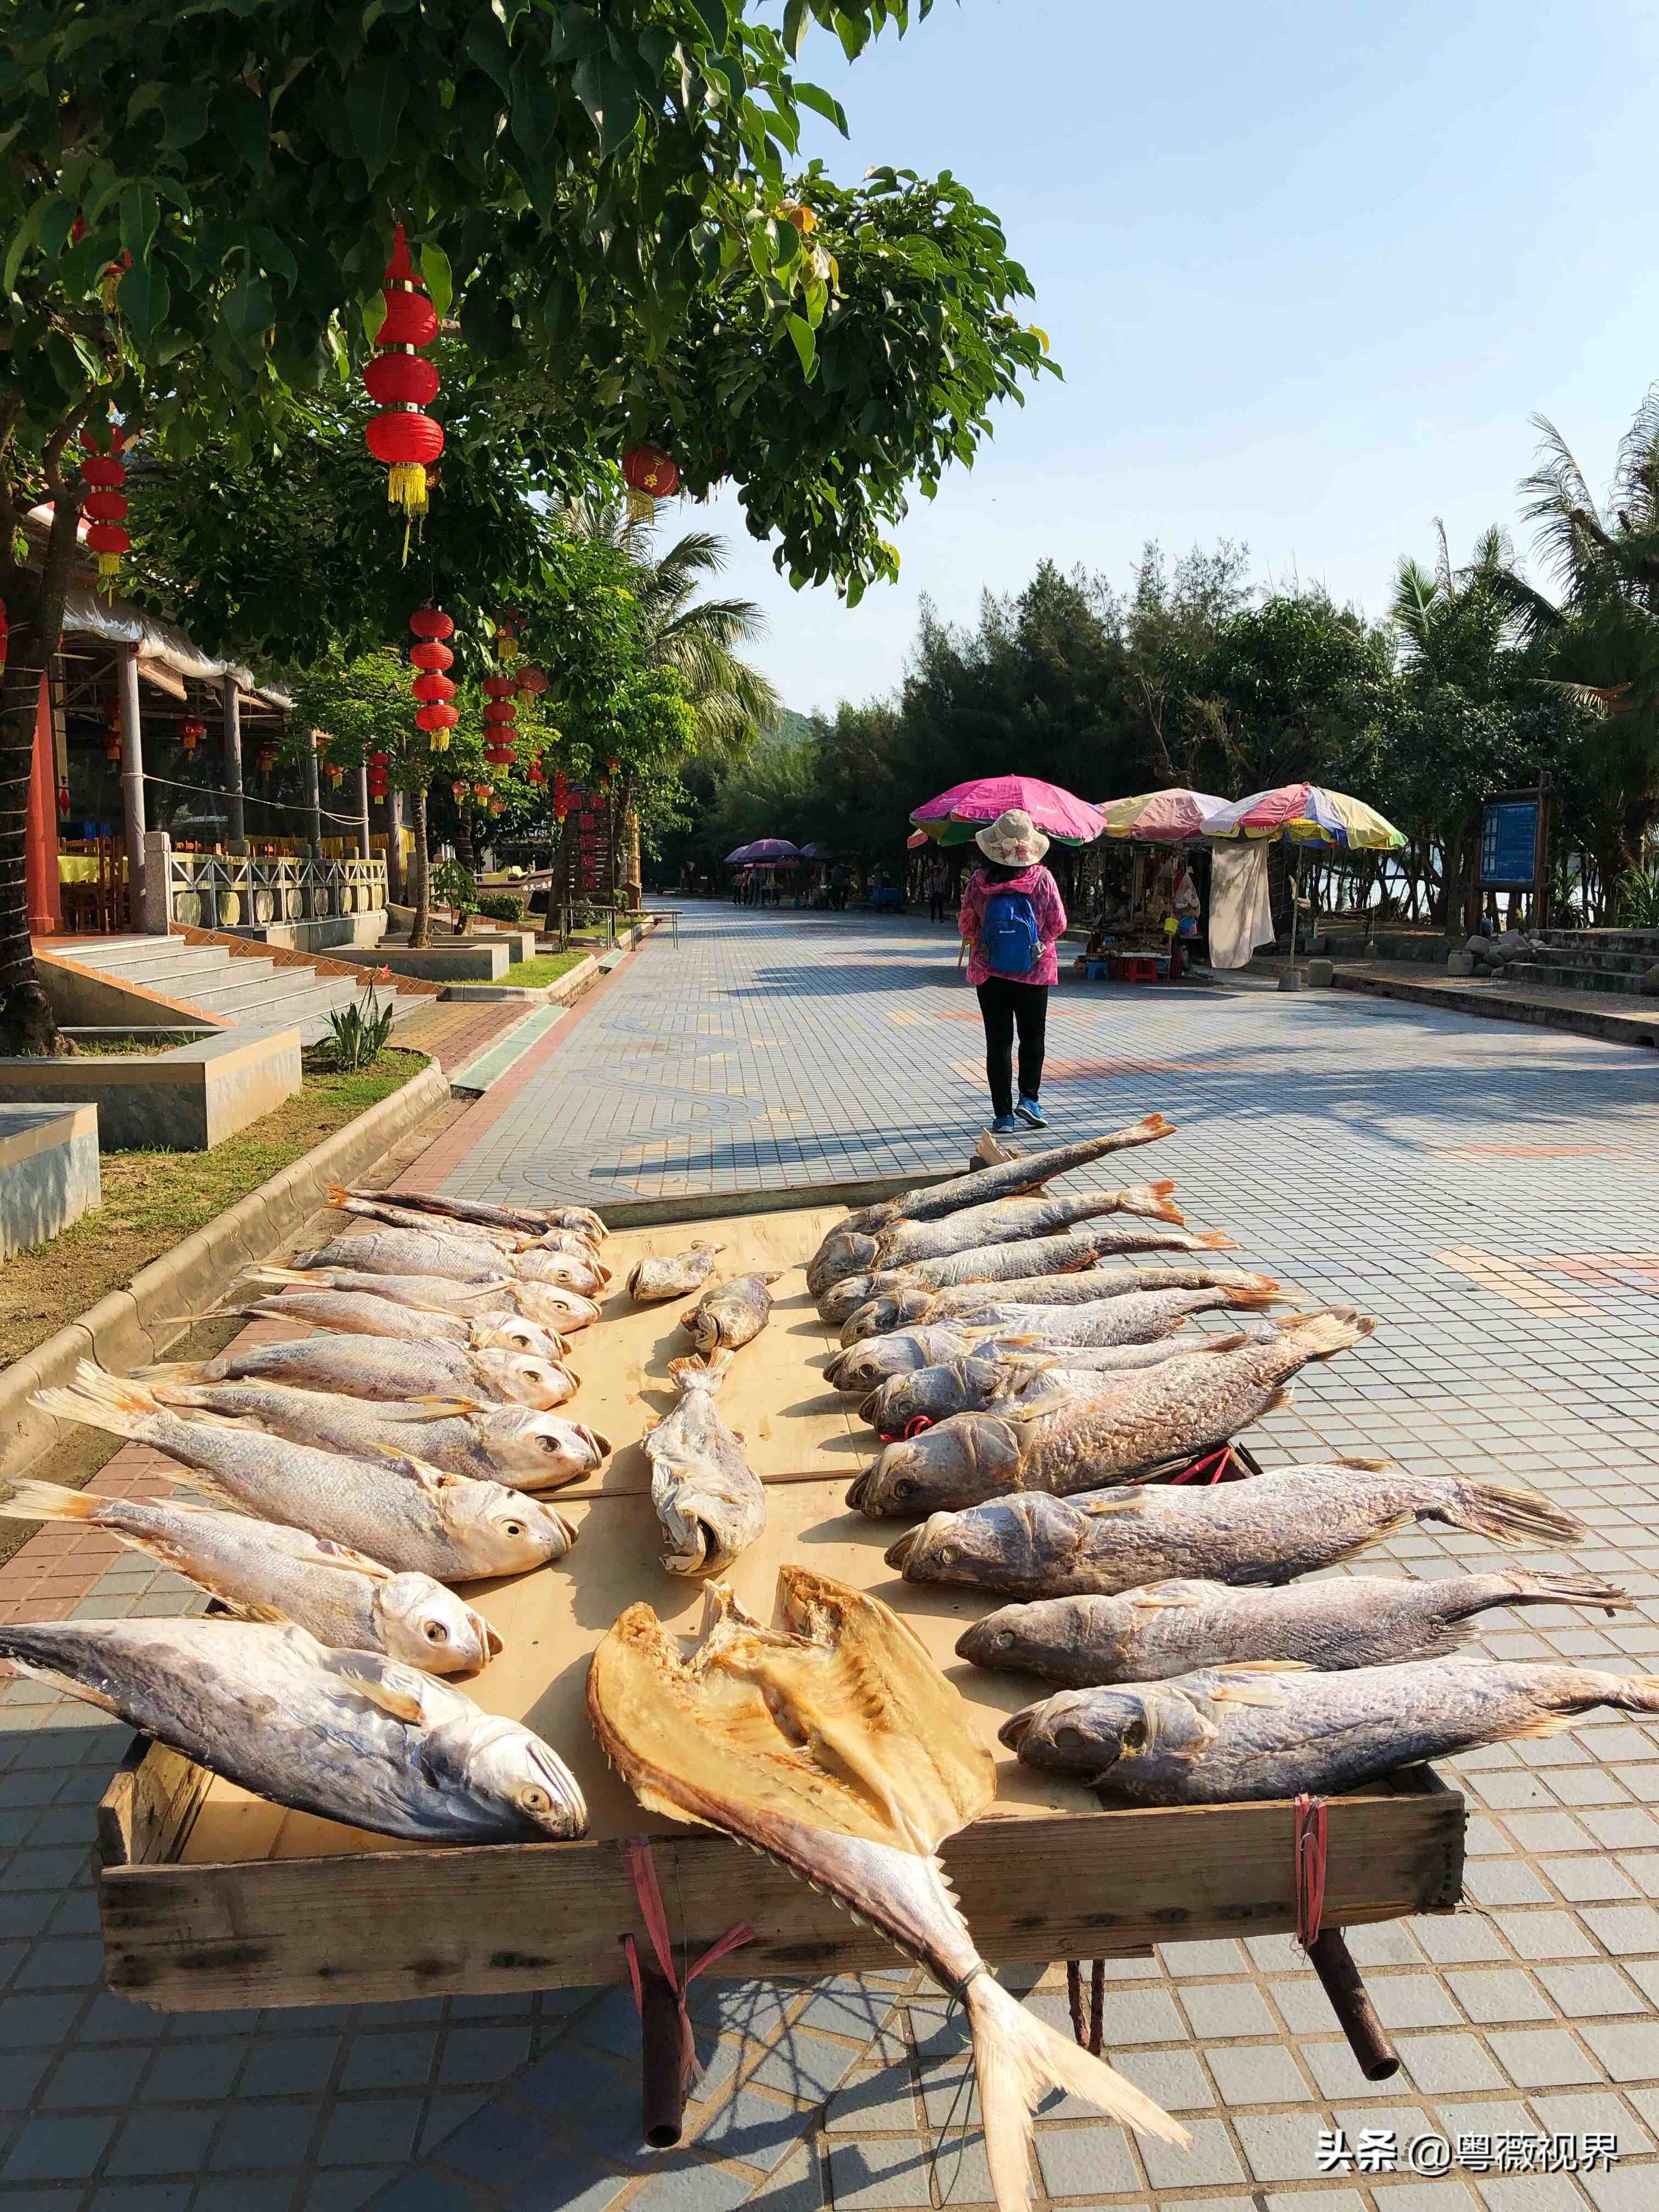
[1, 0, 1051, 1046]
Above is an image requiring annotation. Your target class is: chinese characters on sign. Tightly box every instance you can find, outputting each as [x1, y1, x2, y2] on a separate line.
[1479, 793, 1545, 889]
[1319, 2127, 1619, 2176]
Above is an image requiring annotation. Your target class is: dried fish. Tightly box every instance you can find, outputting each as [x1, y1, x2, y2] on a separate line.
[139, 1330, 578, 1410]
[859, 1335, 1250, 1433]
[682, 1272, 782, 1354]
[830, 1115, 1173, 1239]
[819, 1222, 1237, 1326]
[644, 1355, 765, 1575]
[346, 1187, 607, 1240]
[808, 1182, 1185, 1296]
[838, 1265, 1270, 1343]
[625, 1244, 724, 1303]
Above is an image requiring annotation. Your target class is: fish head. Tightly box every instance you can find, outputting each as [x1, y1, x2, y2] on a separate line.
[475, 1408, 608, 1486]
[819, 1273, 878, 1326]
[515, 1283, 600, 1333]
[424, 1713, 587, 1837]
[474, 1316, 567, 1361]
[844, 1413, 1023, 1518]
[374, 1575, 500, 1675]
[957, 1600, 1060, 1673]
[442, 1481, 577, 1570]
[884, 1495, 1068, 1590]
[516, 1250, 604, 1295]
[859, 1358, 982, 1432]
[1001, 1681, 1205, 1786]
[809, 1233, 881, 1292]
[473, 1351, 578, 1409]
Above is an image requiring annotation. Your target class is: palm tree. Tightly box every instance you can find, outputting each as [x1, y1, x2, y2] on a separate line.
[1495, 394, 1659, 888]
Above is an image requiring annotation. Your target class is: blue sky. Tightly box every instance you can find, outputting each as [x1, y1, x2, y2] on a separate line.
[690, 0, 1658, 715]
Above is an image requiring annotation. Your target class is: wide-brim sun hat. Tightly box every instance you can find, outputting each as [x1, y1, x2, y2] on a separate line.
[975, 808, 1049, 866]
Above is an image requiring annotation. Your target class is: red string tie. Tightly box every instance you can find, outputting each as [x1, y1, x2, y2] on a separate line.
[620, 1838, 755, 2088]
[876, 1415, 935, 1444]
[1294, 1793, 1328, 1951]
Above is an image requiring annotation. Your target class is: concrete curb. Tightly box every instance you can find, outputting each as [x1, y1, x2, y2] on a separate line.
[0, 1058, 452, 1477]
[1334, 967, 1659, 1049]
[438, 952, 601, 1005]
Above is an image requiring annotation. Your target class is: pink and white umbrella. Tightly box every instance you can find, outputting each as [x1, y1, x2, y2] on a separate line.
[910, 775, 1105, 848]
[1098, 788, 1228, 843]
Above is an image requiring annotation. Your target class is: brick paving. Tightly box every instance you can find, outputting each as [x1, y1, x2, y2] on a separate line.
[4, 899, 1659, 2211]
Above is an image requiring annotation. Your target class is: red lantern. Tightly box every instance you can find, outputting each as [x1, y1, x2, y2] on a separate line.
[85, 523, 131, 571]
[257, 743, 276, 775]
[528, 762, 545, 786]
[483, 701, 517, 726]
[78, 425, 130, 577]
[409, 606, 454, 641]
[83, 491, 129, 524]
[516, 664, 549, 696]
[57, 781, 70, 819]
[473, 781, 493, 803]
[493, 612, 520, 664]
[416, 703, 459, 733]
[78, 456, 124, 489]
[411, 672, 455, 704]
[451, 780, 468, 804]
[409, 639, 453, 673]
[553, 770, 570, 821]
[482, 674, 515, 699]
[178, 715, 207, 754]
[622, 441, 679, 521]
[327, 765, 344, 789]
[363, 225, 443, 517]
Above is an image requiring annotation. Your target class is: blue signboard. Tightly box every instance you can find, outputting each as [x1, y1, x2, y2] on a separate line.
[1480, 798, 1542, 889]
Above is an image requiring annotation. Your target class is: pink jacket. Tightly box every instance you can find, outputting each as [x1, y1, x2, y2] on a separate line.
[958, 864, 1067, 988]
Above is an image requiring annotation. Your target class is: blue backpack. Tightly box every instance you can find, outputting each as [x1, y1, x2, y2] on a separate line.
[980, 888, 1041, 975]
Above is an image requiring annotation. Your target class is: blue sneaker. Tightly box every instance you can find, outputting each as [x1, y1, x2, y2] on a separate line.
[1015, 1096, 1048, 1129]
[989, 1113, 1020, 1135]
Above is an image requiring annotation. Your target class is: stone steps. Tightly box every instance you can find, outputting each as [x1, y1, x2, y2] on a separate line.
[61, 936, 428, 1046]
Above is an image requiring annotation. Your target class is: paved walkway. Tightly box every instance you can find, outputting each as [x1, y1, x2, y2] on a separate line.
[4, 900, 1659, 2212]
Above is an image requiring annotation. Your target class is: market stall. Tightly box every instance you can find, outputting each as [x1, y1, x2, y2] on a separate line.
[1204, 782, 1408, 985]
[1079, 787, 1226, 980]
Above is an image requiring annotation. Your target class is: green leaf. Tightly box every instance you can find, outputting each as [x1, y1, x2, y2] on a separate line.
[783, 0, 810, 58]
[787, 312, 817, 379]
[346, 52, 408, 180]
[686, 0, 729, 51]
[223, 273, 275, 344]
[159, 83, 212, 149]
[462, 14, 513, 94]
[795, 82, 849, 134]
[573, 54, 641, 156]
[419, 240, 453, 319]
[3, 199, 51, 296]
[117, 257, 170, 342]
[119, 184, 159, 267]
[217, 86, 271, 175]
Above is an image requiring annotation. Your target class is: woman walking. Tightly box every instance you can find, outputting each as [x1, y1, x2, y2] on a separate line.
[957, 809, 1066, 1132]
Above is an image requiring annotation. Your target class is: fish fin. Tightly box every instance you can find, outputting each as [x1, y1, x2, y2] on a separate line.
[1442, 1480, 1585, 1549]
[319, 1650, 432, 1723]
[3, 1657, 120, 1714]
[0, 1479, 110, 1524]
[1286, 1312, 1375, 1359]
[1413, 1622, 1476, 1660]
[1006, 1384, 1075, 1423]
[1077, 1493, 1143, 1519]
[1261, 1383, 1294, 1416]
[1121, 1181, 1185, 1225]
[128, 1361, 202, 1383]
[966, 1967, 1185, 2209]
[1335, 1454, 1390, 1471]
[667, 1351, 733, 1392]
[33, 1366, 166, 1443]
[1217, 1286, 1280, 1313]
[1193, 1231, 1237, 1249]
[1501, 1572, 1632, 1613]
[356, 1443, 450, 1494]
[1200, 1333, 1249, 1355]
[1203, 1661, 1307, 1705]
[1128, 1584, 1205, 1609]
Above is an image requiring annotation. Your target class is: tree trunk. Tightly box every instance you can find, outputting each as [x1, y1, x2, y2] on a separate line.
[385, 789, 404, 906]
[0, 505, 80, 1054]
[409, 785, 431, 949]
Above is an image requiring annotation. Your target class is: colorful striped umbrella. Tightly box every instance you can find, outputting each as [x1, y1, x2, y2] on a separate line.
[910, 775, 1105, 848]
[1204, 783, 1406, 851]
[1098, 788, 1229, 843]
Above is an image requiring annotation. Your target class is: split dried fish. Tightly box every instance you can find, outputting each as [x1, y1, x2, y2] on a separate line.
[838, 1265, 1269, 1343]
[140, 1330, 578, 1410]
[229, 1285, 568, 1363]
[245, 1262, 597, 1334]
[859, 1335, 1251, 1434]
[644, 1354, 765, 1575]
[828, 1115, 1173, 1241]
[625, 1243, 724, 1303]
[960, 1570, 1632, 1686]
[849, 1313, 1373, 1516]
[0, 1618, 585, 1842]
[140, 1375, 608, 1490]
[1003, 1657, 1659, 1803]
[885, 1463, 1585, 1600]
[819, 1222, 1237, 1326]
[346, 1187, 607, 1241]
[682, 1271, 782, 1354]
[588, 1567, 1183, 2211]
[0, 1481, 500, 1674]
[808, 1183, 1184, 1296]
[36, 1368, 578, 1582]
[325, 1189, 605, 1271]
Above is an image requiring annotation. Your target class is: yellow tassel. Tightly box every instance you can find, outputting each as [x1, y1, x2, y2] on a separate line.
[97, 554, 121, 577]
[625, 487, 655, 524]
[386, 461, 429, 518]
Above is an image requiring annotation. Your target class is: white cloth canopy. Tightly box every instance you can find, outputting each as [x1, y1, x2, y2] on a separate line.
[1208, 842, 1276, 970]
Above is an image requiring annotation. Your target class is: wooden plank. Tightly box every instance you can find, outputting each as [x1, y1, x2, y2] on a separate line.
[595, 1170, 963, 1231]
[98, 1771, 1463, 2012]
[96, 1738, 211, 1871]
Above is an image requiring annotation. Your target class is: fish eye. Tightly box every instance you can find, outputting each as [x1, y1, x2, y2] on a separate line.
[994, 1629, 1013, 1649]
[939, 1544, 960, 1566]
[424, 1621, 450, 1643]
[1056, 1727, 1082, 1751]
[894, 1479, 916, 1501]
[539, 1435, 560, 1452]
[1122, 1719, 1148, 1752]
[521, 1785, 550, 1812]
[503, 1521, 525, 1539]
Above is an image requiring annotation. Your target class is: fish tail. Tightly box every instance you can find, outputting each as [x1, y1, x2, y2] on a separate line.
[33, 1364, 168, 1442]
[1445, 1480, 1586, 1549]
[966, 1971, 1184, 2210]
[1220, 1286, 1280, 1312]
[1286, 1311, 1375, 1361]
[1497, 1571, 1632, 1613]
[1194, 1230, 1237, 1249]
[1121, 1181, 1185, 1225]
[667, 1350, 733, 1392]
[0, 1478, 117, 1527]
[1604, 1675, 1659, 1717]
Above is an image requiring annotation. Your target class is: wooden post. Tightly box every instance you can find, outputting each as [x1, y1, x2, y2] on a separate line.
[116, 645, 147, 919]
[300, 725, 323, 854]
[637, 1967, 688, 2147]
[356, 766, 371, 861]
[1307, 1929, 1400, 2080]
[223, 675, 246, 850]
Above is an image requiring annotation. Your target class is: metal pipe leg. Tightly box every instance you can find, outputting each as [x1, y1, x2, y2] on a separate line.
[1307, 1928, 1400, 2080]
[639, 1965, 688, 2147]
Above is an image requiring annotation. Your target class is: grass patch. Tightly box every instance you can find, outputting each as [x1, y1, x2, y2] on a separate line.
[0, 1048, 426, 1370]
[501, 950, 588, 989]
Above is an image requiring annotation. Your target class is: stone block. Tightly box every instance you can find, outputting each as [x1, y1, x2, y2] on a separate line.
[1446, 952, 1477, 975]
[0, 1103, 99, 1256]
[1277, 969, 1306, 992]
[1305, 957, 1336, 986]
[0, 1026, 300, 1150]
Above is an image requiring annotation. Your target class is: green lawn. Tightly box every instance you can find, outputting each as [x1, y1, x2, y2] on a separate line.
[501, 950, 589, 989]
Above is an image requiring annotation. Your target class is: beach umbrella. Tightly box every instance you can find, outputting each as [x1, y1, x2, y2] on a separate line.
[798, 840, 835, 860]
[1098, 788, 1229, 843]
[1204, 783, 1406, 975]
[724, 843, 755, 864]
[905, 828, 929, 850]
[742, 837, 800, 862]
[910, 775, 1105, 848]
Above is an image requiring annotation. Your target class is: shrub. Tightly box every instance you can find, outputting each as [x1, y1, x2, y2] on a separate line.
[1614, 868, 1659, 929]
[325, 980, 395, 1073]
[478, 892, 526, 924]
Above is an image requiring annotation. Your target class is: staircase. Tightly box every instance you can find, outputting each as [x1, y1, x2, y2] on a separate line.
[1499, 929, 1659, 999]
[59, 935, 433, 1046]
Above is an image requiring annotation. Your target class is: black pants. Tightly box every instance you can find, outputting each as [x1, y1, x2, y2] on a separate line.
[929, 893, 947, 921]
[976, 978, 1048, 1119]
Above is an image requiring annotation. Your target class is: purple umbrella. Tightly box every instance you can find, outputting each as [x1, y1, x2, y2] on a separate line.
[742, 838, 800, 862]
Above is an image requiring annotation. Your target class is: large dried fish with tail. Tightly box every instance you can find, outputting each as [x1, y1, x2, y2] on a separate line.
[138, 1329, 578, 1410]
[828, 1326, 1246, 1395]
[0, 1481, 500, 1675]
[219, 1283, 568, 1363]
[36, 1367, 576, 1582]
[588, 1567, 1184, 2211]
[808, 1182, 1185, 1296]
[347, 1187, 607, 1242]
[838, 1264, 1272, 1343]
[0, 1618, 584, 1843]
[820, 1221, 1237, 1327]
[644, 1354, 765, 1575]
[960, 1570, 1632, 1687]
[1004, 1657, 1659, 1803]
[242, 1261, 597, 1335]
[137, 1374, 608, 1491]
[885, 1462, 1586, 1600]
[850, 1312, 1374, 1516]
[859, 1335, 1253, 1434]
[324, 1187, 605, 1271]
[626, 1244, 724, 1303]
[827, 1115, 1174, 1244]
[294, 1226, 605, 1299]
